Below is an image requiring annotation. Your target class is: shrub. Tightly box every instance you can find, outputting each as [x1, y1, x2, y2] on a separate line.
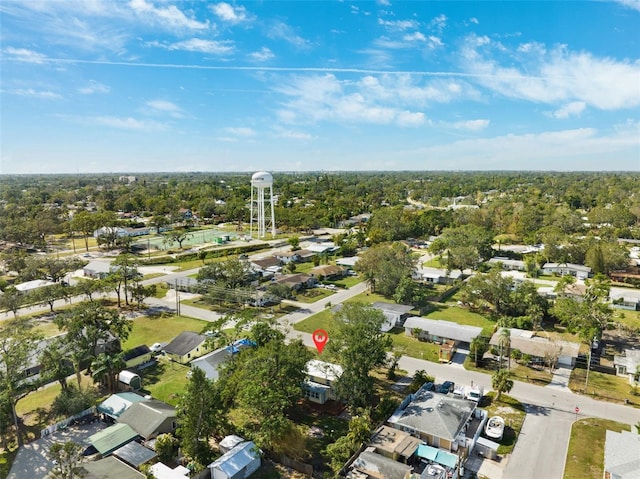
[51, 386, 97, 417]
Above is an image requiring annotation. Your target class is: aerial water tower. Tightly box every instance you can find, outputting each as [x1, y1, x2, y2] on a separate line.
[250, 171, 276, 238]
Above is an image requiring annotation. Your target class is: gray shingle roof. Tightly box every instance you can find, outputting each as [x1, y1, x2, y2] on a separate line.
[163, 331, 206, 356]
[404, 316, 482, 343]
[372, 302, 414, 314]
[605, 430, 640, 479]
[117, 400, 176, 439]
[388, 389, 476, 442]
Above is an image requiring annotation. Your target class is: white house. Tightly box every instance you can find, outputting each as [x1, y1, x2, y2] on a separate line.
[302, 359, 343, 404]
[542, 262, 592, 280]
[487, 257, 527, 271]
[604, 429, 640, 479]
[208, 441, 261, 479]
[614, 349, 640, 385]
[412, 267, 462, 284]
[372, 302, 414, 332]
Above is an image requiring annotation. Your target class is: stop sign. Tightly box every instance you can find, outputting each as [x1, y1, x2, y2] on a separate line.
[575, 406, 580, 413]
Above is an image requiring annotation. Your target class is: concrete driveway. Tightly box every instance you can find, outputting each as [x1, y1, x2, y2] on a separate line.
[8, 421, 106, 479]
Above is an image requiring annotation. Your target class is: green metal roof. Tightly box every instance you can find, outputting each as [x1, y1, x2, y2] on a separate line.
[89, 423, 138, 456]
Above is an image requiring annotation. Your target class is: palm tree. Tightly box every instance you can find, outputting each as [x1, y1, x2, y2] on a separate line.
[492, 369, 514, 401]
[498, 328, 511, 370]
[92, 352, 126, 393]
[470, 336, 486, 367]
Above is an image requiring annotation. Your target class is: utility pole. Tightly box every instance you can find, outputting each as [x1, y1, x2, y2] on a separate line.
[584, 348, 591, 393]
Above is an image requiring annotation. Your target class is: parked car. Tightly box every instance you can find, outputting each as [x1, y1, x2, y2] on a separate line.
[150, 343, 164, 353]
[438, 381, 455, 394]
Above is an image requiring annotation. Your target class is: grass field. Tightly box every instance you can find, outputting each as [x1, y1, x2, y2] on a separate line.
[293, 309, 336, 334]
[425, 305, 496, 336]
[387, 328, 440, 362]
[121, 314, 209, 350]
[569, 367, 639, 405]
[139, 357, 190, 406]
[564, 418, 630, 479]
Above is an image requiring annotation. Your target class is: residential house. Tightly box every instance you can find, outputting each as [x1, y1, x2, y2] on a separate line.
[604, 429, 640, 479]
[249, 256, 282, 275]
[83, 260, 113, 279]
[562, 282, 588, 300]
[403, 317, 482, 363]
[295, 249, 316, 262]
[347, 449, 413, 479]
[149, 463, 191, 479]
[272, 250, 299, 264]
[311, 264, 346, 280]
[80, 456, 145, 479]
[305, 242, 337, 254]
[487, 257, 527, 271]
[542, 262, 592, 280]
[372, 302, 414, 332]
[489, 328, 580, 368]
[610, 288, 640, 311]
[117, 399, 177, 440]
[272, 273, 317, 291]
[112, 441, 157, 469]
[208, 440, 261, 479]
[14, 279, 55, 292]
[302, 359, 343, 404]
[336, 256, 360, 269]
[88, 423, 139, 457]
[412, 267, 463, 285]
[338, 213, 371, 228]
[614, 349, 640, 385]
[219, 435, 247, 454]
[387, 385, 483, 456]
[191, 339, 254, 381]
[368, 425, 421, 463]
[163, 331, 212, 364]
[123, 345, 153, 370]
[97, 392, 147, 421]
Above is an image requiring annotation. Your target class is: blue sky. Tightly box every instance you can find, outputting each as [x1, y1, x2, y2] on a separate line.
[1, 0, 639, 174]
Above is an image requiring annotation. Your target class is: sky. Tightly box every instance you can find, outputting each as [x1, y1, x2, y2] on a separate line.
[1, 0, 639, 174]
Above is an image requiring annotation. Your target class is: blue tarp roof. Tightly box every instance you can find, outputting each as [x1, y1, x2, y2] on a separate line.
[416, 444, 458, 468]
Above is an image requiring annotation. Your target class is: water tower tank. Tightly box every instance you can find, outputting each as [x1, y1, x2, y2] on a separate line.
[251, 171, 273, 187]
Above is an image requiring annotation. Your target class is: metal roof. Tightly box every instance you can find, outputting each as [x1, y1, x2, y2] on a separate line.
[89, 423, 139, 456]
[112, 441, 157, 467]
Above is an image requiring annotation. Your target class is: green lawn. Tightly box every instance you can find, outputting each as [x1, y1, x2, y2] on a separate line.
[122, 314, 209, 350]
[295, 288, 334, 303]
[569, 368, 639, 405]
[612, 309, 640, 330]
[387, 328, 440, 362]
[425, 305, 495, 336]
[564, 418, 630, 479]
[481, 392, 526, 455]
[421, 256, 445, 268]
[139, 357, 190, 406]
[293, 309, 337, 335]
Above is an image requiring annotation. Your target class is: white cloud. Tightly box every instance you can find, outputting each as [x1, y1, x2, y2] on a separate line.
[460, 35, 640, 110]
[211, 2, 250, 24]
[403, 32, 426, 42]
[146, 99, 184, 118]
[128, 0, 209, 30]
[225, 127, 256, 137]
[155, 38, 234, 55]
[248, 47, 275, 62]
[614, 0, 640, 11]
[274, 73, 467, 127]
[266, 21, 310, 49]
[3, 47, 47, 64]
[92, 115, 167, 131]
[274, 128, 315, 140]
[78, 81, 110, 95]
[10, 88, 62, 99]
[549, 101, 586, 119]
[402, 123, 639, 170]
[378, 19, 419, 30]
[470, 17, 479, 24]
[429, 14, 447, 32]
[450, 119, 490, 130]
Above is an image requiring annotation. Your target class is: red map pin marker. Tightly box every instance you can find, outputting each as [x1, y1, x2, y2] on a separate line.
[313, 329, 328, 354]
